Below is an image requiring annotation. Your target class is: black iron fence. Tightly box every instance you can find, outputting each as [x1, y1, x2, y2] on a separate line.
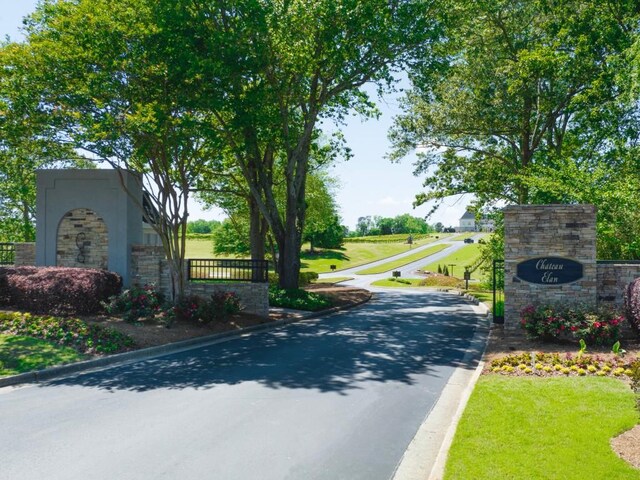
[493, 259, 504, 324]
[187, 258, 269, 283]
[0, 243, 15, 266]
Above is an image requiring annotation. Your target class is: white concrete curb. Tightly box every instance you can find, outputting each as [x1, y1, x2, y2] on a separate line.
[392, 301, 489, 480]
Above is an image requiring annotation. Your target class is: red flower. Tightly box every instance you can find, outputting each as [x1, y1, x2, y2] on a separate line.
[570, 326, 578, 332]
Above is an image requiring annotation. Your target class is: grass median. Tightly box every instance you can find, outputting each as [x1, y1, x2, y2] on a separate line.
[355, 244, 450, 275]
[420, 244, 482, 279]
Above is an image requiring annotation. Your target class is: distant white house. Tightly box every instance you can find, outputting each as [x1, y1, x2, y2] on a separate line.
[458, 210, 495, 232]
[458, 210, 476, 232]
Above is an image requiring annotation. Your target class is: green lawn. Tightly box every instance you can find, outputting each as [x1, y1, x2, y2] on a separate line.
[0, 335, 85, 377]
[345, 233, 448, 243]
[300, 242, 422, 273]
[185, 238, 216, 258]
[420, 244, 483, 279]
[445, 376, 640, 480]
[450, 232, 475, 241]
[355, 244, 451, 275]
[371, 278, 423, 287]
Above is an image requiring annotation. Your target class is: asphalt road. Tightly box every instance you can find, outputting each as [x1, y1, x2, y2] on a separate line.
[0, 289, 483, 480]
[320, 234, 484, 288]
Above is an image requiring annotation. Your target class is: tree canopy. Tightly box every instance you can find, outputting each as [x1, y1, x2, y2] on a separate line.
[390, 0, 640, 258]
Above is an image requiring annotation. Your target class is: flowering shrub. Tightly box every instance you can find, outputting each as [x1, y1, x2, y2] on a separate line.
[102, 284, 164, 323]
[172, 292, 241, 324]
[172, 295, 201, 323]
[520, 304, 624, 345]
[624, 277, 640, 334]
[200, 292, 242, 324]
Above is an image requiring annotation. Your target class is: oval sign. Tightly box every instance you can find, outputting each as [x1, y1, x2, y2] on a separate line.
[516, 257, 583, 285]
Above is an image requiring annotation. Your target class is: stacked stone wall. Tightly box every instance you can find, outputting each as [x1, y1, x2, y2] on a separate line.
[14, 243, 36, 266]
[130, 244, 166, 288]
[596, 263, 640, 307]
[130, 245, 269, 318]
[504, 205, 597, 328]
[187, 281, 269, 318]
[56, 208, 108, 269]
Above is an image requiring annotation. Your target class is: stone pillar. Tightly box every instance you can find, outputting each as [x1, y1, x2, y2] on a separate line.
[504, 205, 597, 329]
[14, 243, 36, 266]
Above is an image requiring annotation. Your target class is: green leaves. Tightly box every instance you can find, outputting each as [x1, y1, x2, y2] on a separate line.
[392, 0, 640, 260]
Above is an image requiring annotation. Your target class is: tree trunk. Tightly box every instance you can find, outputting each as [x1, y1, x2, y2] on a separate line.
[278, 224, 302, 290]
[21, 200, 34, 242]
[249, 196, 268, 281]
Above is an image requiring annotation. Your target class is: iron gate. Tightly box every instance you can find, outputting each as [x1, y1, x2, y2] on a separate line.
[0, 243, 15, 266]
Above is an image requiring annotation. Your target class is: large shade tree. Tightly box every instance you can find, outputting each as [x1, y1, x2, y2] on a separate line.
[179, 0, 446, 289]
[19, 0, 222, 298]
[390, 0, 640, 209]
[0, 41, 90, 242]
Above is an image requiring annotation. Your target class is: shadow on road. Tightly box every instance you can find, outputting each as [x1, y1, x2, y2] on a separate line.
[43, 292, 484, 394]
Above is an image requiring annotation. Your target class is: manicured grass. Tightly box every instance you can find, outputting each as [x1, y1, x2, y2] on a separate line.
[185, 238, 216, 258]
[450, 232, 476, 241]
[371, 278, 423, 287]
[0, 334, 85, 377]
[355, 244, 451, 275]
[444, 376, 640, 480]
[300, 242, 422, 273]
[465, 288, 493, 307]
[345, 233, 446, 243]
[420, 244, 483, 279]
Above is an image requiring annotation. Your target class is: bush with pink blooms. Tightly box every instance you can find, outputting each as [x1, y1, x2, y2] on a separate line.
[520, 304, 624, 346]
[624, 277, 640, 334]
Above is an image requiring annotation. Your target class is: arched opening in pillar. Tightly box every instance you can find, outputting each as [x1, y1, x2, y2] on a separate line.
[56, 208, 109, 269]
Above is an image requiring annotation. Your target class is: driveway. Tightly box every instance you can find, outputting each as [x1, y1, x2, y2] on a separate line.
[321, 235, 484, 289]
[0, 289, 485, 480]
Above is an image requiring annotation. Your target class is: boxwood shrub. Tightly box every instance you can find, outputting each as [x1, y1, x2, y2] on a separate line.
[0, 266, 122, 315]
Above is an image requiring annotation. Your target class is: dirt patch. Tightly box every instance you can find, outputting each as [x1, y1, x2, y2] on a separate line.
[485, 324, 640, 470]
[82, 312, 272, 349]
[611, 425, 640, 470]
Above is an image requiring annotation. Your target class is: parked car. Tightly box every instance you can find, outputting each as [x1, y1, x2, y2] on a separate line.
[464, 238, 475, 243]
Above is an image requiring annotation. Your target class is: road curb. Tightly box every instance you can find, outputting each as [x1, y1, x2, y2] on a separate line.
[392, 296, 490, 480]
[0, 292, 373, 389]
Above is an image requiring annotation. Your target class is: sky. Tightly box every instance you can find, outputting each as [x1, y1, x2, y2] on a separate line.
[1, 1, 471, 231]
